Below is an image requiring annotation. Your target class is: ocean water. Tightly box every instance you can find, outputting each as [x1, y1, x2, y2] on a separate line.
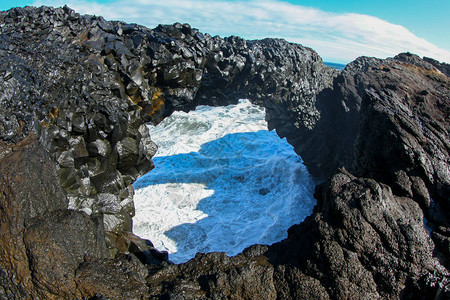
[324, 61, 346, 70]
[133, 99, 316, 264]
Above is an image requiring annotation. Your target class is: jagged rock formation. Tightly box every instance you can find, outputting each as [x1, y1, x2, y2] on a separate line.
[0, 5, 336, 235]
[0, 5, 449, 299]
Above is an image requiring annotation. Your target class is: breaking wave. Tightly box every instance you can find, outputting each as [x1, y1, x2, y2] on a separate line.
[133, 99, 316, 263]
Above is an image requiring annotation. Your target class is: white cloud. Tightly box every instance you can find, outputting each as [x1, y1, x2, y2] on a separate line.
[32, 0, 450, 63]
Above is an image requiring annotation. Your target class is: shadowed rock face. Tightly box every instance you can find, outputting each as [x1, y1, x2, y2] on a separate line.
[1, 5, 449, 299]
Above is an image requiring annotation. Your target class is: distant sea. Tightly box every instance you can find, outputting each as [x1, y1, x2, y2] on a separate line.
[324, 62, 346, 70]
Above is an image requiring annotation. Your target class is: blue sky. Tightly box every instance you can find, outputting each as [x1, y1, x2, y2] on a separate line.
[1, 0, 449, 63]
[283, 0, 450, 51]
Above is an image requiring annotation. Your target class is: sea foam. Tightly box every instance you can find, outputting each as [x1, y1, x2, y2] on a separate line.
[133, 99, 316, 263]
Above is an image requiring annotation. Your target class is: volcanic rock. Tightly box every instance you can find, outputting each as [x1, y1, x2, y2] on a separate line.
[0, 5, 449, 299]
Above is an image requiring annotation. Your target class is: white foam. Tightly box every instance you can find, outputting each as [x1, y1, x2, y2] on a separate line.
[133, 99, 316, 263]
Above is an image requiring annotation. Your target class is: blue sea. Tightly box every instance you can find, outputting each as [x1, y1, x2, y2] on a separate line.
[133, 100, 316, 263]
[324, 61, 346, 70]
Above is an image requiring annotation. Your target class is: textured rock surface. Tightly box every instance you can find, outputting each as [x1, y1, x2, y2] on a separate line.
[0, 5, 449, 299]
[0, 135, 68, 298]
[0, 134, 109, 298]
[268, 169, 446, 298]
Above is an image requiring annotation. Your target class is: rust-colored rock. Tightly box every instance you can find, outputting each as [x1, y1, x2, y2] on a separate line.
[0, 135, 67, 298]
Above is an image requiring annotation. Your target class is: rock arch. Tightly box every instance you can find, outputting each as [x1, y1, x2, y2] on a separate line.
[1, 6, 449, 299]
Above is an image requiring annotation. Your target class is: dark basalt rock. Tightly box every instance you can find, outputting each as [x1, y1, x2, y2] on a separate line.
[268, 169, 446, 298]
[0, 5, 449, 299]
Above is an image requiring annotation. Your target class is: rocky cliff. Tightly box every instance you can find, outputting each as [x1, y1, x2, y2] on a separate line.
[0, 5, 449, 299]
